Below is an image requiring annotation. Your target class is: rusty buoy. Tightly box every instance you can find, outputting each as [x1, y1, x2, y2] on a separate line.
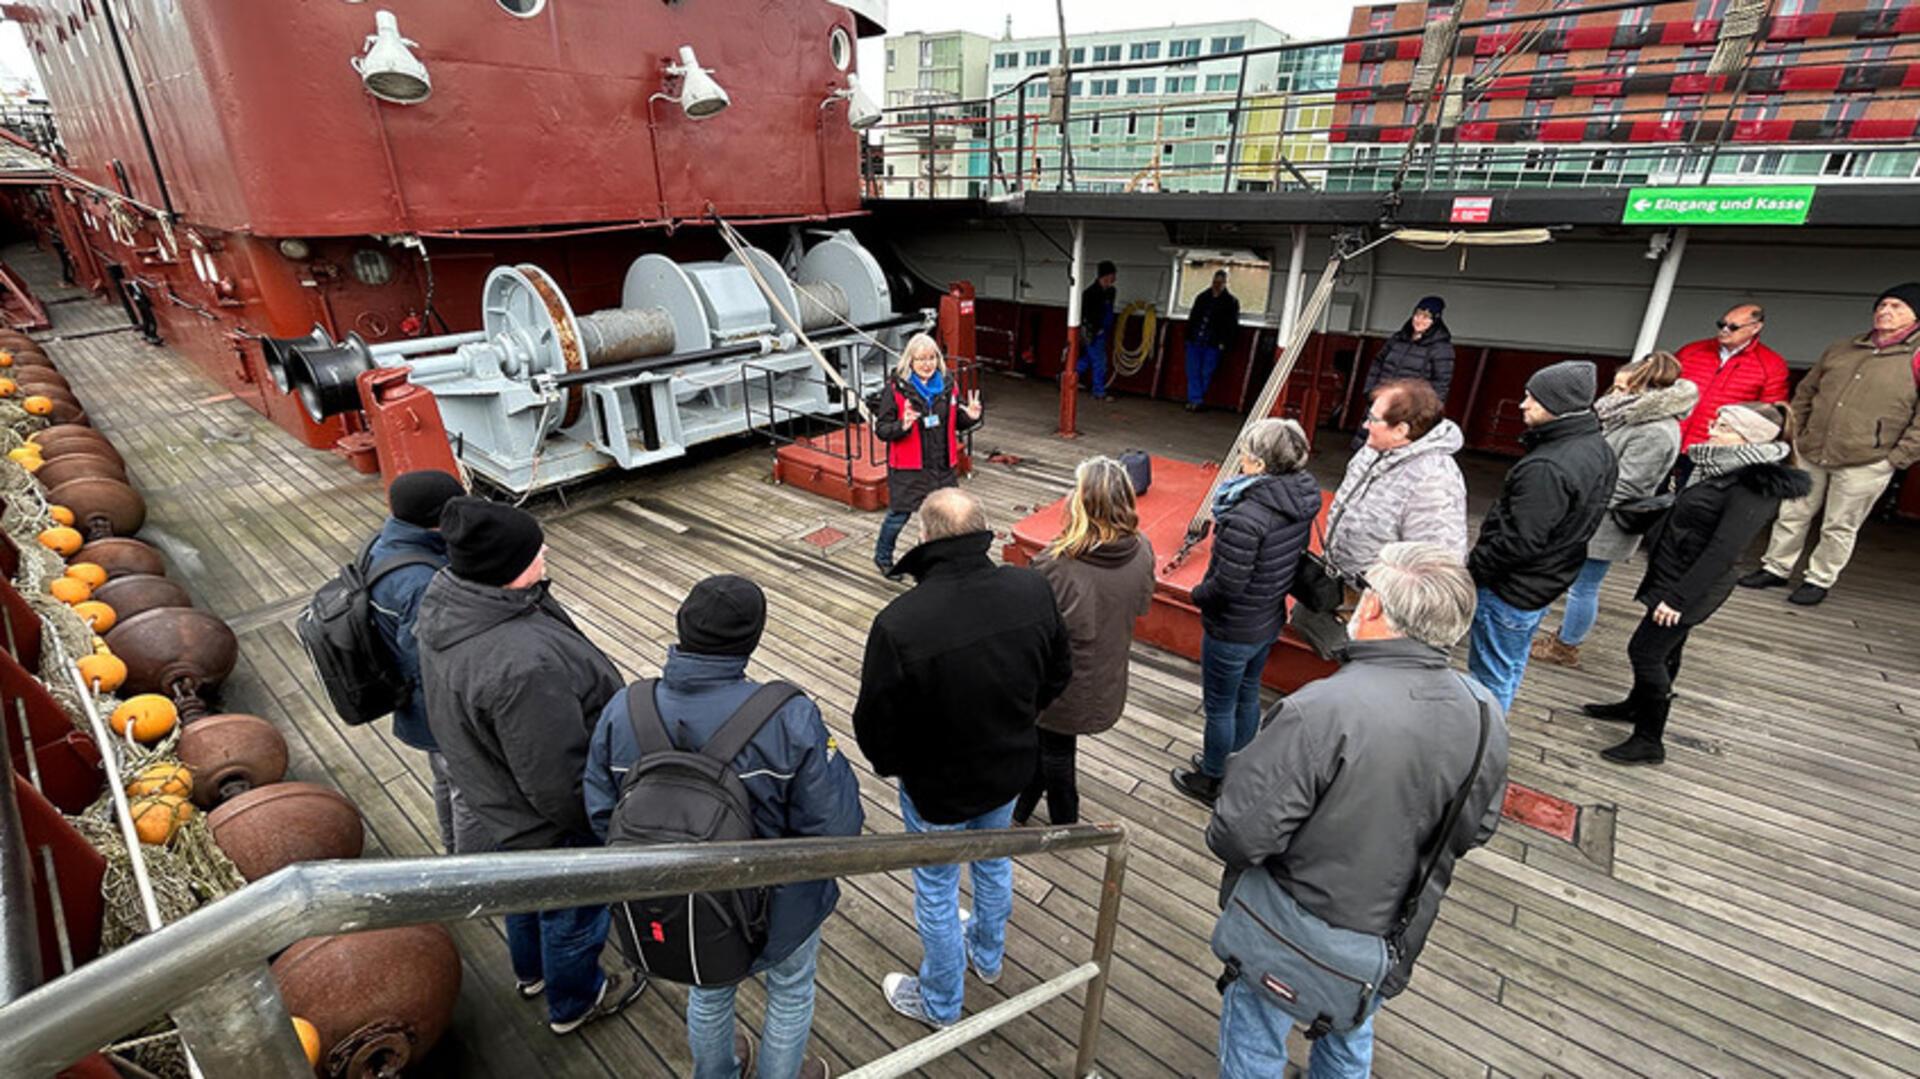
[74, 537, 166, 578]
[207, 781, 365, 880]
[175, 713, 288, 808]
[44, 477, 145, 537]
[91, 574, 192, 622]
[31, 426, 122, 465]
[32, 452, 127, 489]
[104, 607, 237, 716]
[272, 925, 462, 1078]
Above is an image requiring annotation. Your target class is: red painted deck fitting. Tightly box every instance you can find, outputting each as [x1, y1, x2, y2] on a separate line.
[773, 425, 891, 512]
[1003, 455, 1338, 692]
[1501, 782, 1580, 843]
[801, 525, 849, 548]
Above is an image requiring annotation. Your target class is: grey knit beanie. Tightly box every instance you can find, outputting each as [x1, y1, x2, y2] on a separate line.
[1526, 360, 1597, 416]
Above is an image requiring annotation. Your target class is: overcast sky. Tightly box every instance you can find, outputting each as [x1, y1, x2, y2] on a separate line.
[854, 0, 1364, 80]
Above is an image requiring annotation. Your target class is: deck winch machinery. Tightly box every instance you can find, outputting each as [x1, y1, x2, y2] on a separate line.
[269, 231, 924, 493]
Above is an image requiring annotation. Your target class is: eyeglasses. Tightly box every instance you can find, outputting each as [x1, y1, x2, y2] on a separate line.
[1715, 319, 1758, 331]
[1361, 412, 1384, 426]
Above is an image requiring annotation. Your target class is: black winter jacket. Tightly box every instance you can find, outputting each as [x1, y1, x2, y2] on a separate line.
[1468, 412, 1619, 611]
[1080, 282, 1117, 338]
[1365, 320, 1457, 402]
[1186, 288, 1240, 351]
[1190, 470, 1322, 645]
[871, 375, 981, 513]
[415, 571, 624, 851]
[1637, 458, 1811, 626]
[852, 531, 1072, 824]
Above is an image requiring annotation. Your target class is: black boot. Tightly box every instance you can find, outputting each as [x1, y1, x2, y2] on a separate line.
[1600, 695, 1670, 766]
[1582, 698, 1638, 722]
[1170, 767, 1221, 805]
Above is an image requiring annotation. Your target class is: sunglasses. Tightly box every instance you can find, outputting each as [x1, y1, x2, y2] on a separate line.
[1715, 319, 1757, 331]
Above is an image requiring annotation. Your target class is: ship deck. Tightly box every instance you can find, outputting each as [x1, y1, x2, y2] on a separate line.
[20, 243, 1920, 1079]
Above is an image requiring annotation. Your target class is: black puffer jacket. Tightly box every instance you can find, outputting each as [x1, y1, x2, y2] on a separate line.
[851, 531, 1073, 823]
[1365, 319, 1457, 402]
[1468, 412, 1619, 611]
[1191, 470, 1322, 645]
[415, 571, 624, 851]
[1637, 457, 1811, 626]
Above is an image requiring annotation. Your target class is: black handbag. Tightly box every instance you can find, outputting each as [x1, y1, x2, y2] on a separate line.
[1610, 493, 1673, 535]
[1289, 516, 1344, 614]
[1211, 680, 1492, 1038]
[1119, 449, 1152, 496]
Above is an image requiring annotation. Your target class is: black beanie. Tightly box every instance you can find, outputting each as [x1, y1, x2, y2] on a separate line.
[1876, 282, 1920, 317]
[439, 497, 544, 587]
[677, 574, 767, 657]
[1415, 295, 1446, 317]
[388, 470, 465, 528]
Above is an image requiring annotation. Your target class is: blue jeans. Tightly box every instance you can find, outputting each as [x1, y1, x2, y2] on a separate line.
[506, 902, 612, 1024]
[1200, 634, 1274, 778]
[899, 790, 1015, 1024]
[1185, 343, 1222, 404]
[1218, 978, 1379, 1079]
[687, 925, 823, 1079]
[1554, 558, 1613, 647]
[1076, 333, 1110, 397]
[1466, 586, 1548, 713]
[874, 508, 912, 571]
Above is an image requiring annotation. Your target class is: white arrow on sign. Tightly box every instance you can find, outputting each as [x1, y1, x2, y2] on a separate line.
[1633, 198, 1653, 212]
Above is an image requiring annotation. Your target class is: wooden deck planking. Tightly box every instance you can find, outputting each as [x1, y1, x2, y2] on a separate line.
[16, 243, 1920, 1078]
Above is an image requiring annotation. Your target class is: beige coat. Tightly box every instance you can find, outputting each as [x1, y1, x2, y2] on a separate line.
[1792, 331, 1920, 470]
[1032, 536, 1156, 737]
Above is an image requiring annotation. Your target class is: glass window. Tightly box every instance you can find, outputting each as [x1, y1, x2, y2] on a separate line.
[1524, 99, 1554, 119]
[1025, 49, 1051, 66]
[1663, 94, 1703, 122]
[1352, 103, 1377, 124]
[1618, 5, 1651, 27]
[1427, 1, 1456, 24]
[1487, 0, 1517, 15]
[919, 40, 934, 65]
[1537, 52, 1569, 72]
[1184, 114, 1198, 130]
[1850, 44, 1893, 63]
[1130, 41, 1161, 61]
[1463, 99, 1491, 121]
[1210, 37, 1231, 55]
[1358, 62, 1382, 86]
[1825, 94, 1867, 123]
[887, 48, 897, 72]
[1162, 142, 1175, 155]
[1229, 36, 1245, 51]
[1740, 94, 1781, 121]
[1090, 115, 1102, 134]
[1605, 48, 1639, 75]
[1169, 38, 1203, 59]
[1693, 0, 1731, 20]
[1367, 7, 1395, 32]
[993, 53, 1016, 70]
[1674, 45, 1714, 74]
[1775, 0, 1813, 14]
[1126, 113, 1139, 135]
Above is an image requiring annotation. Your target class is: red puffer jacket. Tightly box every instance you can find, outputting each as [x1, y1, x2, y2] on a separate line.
[1674, 337, 1790, 450]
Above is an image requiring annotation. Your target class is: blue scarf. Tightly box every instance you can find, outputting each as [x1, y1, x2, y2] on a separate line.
[908, 368, 945, 403]
[1212, 474, 1260, 519]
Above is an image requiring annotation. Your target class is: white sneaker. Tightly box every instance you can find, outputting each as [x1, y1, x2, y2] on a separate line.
[882, 973, 949, 1028]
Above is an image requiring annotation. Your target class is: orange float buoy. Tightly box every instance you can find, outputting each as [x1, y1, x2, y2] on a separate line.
[127, 761, 194, 799]
[71, 600, 117, 633]
[129, 794, 194, 845]
[48, 576, 91, 604]
[21, 395, 52, 416]
[76, 649, 126, 691]
[292, 1017, 321, 1066]
[110, 693, 180, 744]
[36, 526, 82, 556]
[47, 504, 75, 527]
[64, 562, 108, 588]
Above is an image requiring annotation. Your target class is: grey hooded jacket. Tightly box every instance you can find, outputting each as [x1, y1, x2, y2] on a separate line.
[1206, 636, 1510, 996]
[415, 570, 624, 851]
[1324, 419, 1469, 580]
[1587, 379, 1698, 563]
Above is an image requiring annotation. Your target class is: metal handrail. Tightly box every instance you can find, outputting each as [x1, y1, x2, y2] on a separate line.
[0, 823, 1131, 1079]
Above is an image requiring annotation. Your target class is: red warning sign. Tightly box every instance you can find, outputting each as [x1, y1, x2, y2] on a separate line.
[1450, 196, 1494, 224]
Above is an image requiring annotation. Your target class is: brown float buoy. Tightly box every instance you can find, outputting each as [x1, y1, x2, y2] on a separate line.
[74, 537, 166, 578]
[272, 925, 461, 1078]
[175, 713, 288, 808]
[32, 452, 127, 489]
[44, 477, 145, 537]
[91, 574, 192, 621]
[207, 781, 365, 880]
[11, 370, 72, 395]
[104, 607, 237, 717]
[31, 425, 122, 463]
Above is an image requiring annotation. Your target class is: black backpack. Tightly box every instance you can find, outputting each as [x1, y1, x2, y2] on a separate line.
[607, 678, 800, 987]
[296, 539, 440, 727]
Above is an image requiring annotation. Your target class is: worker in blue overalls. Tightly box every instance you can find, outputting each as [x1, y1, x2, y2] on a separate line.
[1076, 260, 1118, 400]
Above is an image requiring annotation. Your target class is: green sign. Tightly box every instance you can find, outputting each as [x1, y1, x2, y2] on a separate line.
[1621, 185, 1815, 226]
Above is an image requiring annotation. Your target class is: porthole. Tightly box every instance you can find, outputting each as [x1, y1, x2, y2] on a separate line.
[498, 0, 546, 17]
[829, 26, 851, 71]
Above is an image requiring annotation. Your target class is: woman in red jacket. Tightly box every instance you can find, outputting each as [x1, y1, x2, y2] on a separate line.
[871, 333, 983, 577]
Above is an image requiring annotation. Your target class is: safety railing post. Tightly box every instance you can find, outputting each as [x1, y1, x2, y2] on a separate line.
[1222, 54, 1249, 193]
[1073, 831, 1130, 1078]
[170, 965, 312, 1077]
[1015, 93, 1026, 193]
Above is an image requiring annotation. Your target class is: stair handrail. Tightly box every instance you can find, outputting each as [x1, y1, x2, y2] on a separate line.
[0, 822, 1130, 1079]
